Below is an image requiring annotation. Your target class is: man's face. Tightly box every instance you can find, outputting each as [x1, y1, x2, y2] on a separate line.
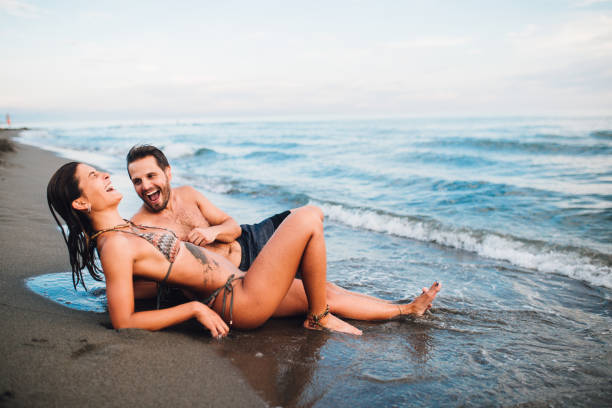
[128, 156, 172, 212]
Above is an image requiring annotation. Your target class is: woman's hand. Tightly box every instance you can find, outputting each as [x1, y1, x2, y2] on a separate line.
[194, 302, 229, 338]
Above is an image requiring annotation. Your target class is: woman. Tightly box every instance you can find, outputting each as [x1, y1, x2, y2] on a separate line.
[47, 162, 441, 337]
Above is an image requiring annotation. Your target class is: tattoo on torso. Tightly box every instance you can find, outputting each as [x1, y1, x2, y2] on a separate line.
[184, 242, 218, 288]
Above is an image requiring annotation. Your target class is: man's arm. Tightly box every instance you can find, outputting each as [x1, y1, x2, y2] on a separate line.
[184, 186, 242, 245]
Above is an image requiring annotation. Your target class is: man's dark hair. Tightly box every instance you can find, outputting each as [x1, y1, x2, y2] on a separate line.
[126, 144, 170, 175]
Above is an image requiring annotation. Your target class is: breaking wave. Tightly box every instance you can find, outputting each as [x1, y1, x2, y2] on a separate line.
[318, 202, 612, 289]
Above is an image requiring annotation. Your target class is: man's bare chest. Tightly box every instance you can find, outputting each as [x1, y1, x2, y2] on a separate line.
[147, 207, 210, 240]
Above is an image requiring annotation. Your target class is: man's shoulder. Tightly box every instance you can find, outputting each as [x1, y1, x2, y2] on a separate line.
[174, 185, 203, 202]
[174, 185, 198, 195]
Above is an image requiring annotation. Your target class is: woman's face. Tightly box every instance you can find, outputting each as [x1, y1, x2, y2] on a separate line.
[74, 163, 122, 211]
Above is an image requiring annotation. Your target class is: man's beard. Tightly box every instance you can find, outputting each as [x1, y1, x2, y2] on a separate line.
[142, 185, 171, 213]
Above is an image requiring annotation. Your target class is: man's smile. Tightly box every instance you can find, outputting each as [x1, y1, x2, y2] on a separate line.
[145, 189, 161, 204]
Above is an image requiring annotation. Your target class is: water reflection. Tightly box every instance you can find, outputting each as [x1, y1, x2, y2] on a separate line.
[210, 318, 329, 407]
[210, 316, 437, 407]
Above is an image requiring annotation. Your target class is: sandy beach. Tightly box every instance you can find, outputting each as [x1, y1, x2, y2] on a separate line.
[0, 129, 266, 407]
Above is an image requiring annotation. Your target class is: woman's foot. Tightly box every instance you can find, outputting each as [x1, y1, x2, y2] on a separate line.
[304, 312, 363, 335]
[400, 281, 441, 316]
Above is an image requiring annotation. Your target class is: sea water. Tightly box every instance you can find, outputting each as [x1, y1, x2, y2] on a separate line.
[22, 116, 612, 406]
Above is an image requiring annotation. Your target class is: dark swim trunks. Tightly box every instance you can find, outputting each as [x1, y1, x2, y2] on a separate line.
[236, 210, 291, 271]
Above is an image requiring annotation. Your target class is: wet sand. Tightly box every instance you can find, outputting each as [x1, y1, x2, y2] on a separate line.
[0, 129, 266, 407]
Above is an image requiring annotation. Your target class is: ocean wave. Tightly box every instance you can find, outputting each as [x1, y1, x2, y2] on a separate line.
[591, 130, 612, 140]
[161, 142, 200, 159]
[177, 174, 236, 194]
[317, 202, 612, 289]
[157, 143, 220, 159]
[395, 151, 498, 168]
[19, 129, 51, 140]
[418, 138, 611, 156]
[195, 147, 217, 156]
[244, 150, 303, 161]
[237, 141, 301, 149]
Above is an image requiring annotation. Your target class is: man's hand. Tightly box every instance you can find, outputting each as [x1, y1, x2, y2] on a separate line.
[187, 227, 219, 246]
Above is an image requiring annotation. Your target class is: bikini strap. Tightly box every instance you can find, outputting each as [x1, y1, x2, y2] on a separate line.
[91, 220, 178, 241]
[201, 274, 244, 326]
[90, 221, 131, 240]
[96, 228, 142, 239]
[128, 220, 178, 238]
[156, 263, 173, 309]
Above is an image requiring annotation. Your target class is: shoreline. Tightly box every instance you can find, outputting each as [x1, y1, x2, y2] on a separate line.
[0, 129, 265, 407]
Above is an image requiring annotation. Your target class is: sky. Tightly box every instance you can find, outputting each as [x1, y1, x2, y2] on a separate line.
[1, 0, 612, 122]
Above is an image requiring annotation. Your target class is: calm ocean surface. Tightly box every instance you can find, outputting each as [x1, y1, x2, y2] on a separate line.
[23, 116, 612, 406]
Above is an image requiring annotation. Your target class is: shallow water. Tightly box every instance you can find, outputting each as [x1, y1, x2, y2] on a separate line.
[24, 116, 612, 406]
[26, 272, 107, 313]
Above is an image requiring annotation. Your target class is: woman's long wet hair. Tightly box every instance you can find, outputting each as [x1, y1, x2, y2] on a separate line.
[47, 161, 103, 289]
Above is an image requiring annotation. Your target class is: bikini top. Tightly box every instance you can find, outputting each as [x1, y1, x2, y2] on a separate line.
[91, 220, 181, 308]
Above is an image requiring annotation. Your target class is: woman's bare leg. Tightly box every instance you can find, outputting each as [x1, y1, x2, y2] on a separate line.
[274, 280, 441, 319]
[229, 206, 361, 334]
[329, 282, 393, 303]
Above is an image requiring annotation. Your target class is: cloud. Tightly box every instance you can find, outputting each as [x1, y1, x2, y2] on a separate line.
[507, 24, 539, 39]
[77, 10, 113, 20]
[508, 14, 612, 58]
[136, 64, 160, 73]
[499, 14, 612, 113]
[383, 36, 469, 49]
[573, 0, 612, 7]
[0, 0, 45, 18]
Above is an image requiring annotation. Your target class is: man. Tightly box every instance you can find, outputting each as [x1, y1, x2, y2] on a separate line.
[126, 144, 397, 314]
[126, 144, 293, 272]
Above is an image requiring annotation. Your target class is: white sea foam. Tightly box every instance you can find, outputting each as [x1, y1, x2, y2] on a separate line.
[319, 202, 612, 289]
[17, 135, 118, 169]
[162, 142, 199, 159]
[193, 179, 234, 194]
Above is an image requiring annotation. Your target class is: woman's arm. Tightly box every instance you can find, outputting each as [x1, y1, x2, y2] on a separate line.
[100, 237, 229, 337]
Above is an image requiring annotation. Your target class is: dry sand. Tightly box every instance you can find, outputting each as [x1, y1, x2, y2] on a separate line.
[0, 130, 266, 407]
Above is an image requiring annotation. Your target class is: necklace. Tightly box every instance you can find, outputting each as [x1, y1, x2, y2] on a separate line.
[90, 220, 132, 240]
